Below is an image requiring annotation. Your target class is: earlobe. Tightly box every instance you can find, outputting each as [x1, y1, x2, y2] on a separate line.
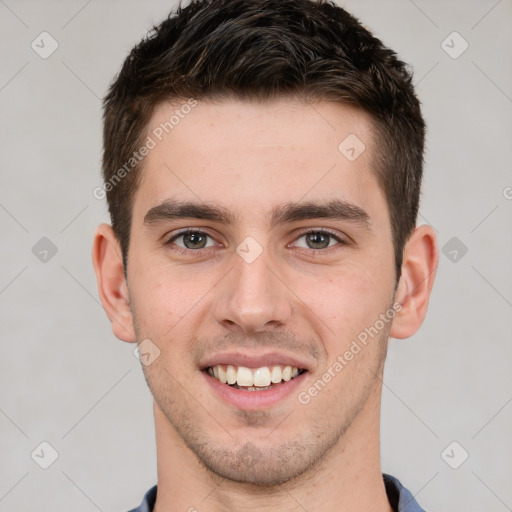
[91, 224, 137, 343]
[389, 224, 439, 340]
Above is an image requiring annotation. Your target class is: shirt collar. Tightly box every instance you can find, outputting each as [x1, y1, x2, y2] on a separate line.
[128, 473, 425, 512]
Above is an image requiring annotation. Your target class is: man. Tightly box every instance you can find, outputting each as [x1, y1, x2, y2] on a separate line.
[92, 0, 438, 510]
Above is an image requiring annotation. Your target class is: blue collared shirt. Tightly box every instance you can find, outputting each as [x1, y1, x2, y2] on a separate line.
[127, 473, 425, 511]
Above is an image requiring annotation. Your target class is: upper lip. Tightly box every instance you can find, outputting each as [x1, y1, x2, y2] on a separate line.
[200, 351, 312, 371]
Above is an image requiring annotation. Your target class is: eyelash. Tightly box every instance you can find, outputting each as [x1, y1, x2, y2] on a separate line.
[165, 228, 348, 256]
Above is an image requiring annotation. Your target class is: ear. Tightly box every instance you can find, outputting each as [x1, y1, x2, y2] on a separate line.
[91, 224, 137, 343]
[390, 224, 438, 339]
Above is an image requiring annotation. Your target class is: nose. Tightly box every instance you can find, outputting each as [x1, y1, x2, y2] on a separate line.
[212, 244, 293, 334]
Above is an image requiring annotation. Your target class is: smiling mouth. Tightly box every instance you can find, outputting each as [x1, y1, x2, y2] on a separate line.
[205, 364, 307, 391]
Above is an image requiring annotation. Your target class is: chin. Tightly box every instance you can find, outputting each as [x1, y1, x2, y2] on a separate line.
[192, 440, 321, 486]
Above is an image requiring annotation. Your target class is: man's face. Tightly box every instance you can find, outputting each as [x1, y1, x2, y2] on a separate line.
[126, 98, 397, 484]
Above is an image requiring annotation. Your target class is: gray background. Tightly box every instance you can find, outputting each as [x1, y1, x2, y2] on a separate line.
[1, 0, 511, 510]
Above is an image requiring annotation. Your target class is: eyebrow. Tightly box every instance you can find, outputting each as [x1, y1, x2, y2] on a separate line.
[143, 198, 372, 230]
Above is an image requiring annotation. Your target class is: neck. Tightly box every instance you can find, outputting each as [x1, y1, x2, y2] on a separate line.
[153, 380, 393, 512]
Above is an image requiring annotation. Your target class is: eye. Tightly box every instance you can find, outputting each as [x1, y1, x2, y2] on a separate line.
[292, 229, 347, 251]
[164, 228, 348, 255]
[166, 229, 216, 251]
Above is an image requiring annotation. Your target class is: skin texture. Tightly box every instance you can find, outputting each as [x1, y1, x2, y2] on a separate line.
[92, 98, 438, 511]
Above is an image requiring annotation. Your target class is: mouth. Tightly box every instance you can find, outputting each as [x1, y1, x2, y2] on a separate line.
[204, 364, 307, 391]
[200, 352, 312, 409]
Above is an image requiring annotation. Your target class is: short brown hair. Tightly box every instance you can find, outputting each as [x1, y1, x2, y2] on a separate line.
[101, 0, 426, 282]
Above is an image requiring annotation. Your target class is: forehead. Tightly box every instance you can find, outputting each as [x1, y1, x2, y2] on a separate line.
[133, 98, 387, 228]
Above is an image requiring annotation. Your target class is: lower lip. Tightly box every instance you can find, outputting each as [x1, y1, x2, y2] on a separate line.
[203, 370, 307, 410]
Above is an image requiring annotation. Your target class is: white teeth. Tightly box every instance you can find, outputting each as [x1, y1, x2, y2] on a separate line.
[271, 366, 283, 383]
[226, 365, 237, 385]
[208, 364, 302, 387]
[236, 366, 254, 387]
[218, 365, 227, 384]
[253, 367, 271, 387]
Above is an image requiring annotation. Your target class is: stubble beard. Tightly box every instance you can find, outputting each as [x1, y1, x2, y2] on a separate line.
[137, 332, 389, 487]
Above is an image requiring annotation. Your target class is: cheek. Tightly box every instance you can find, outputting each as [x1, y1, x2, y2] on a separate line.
[129, 263, 215, 339]
[297, 260, 392, 347]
